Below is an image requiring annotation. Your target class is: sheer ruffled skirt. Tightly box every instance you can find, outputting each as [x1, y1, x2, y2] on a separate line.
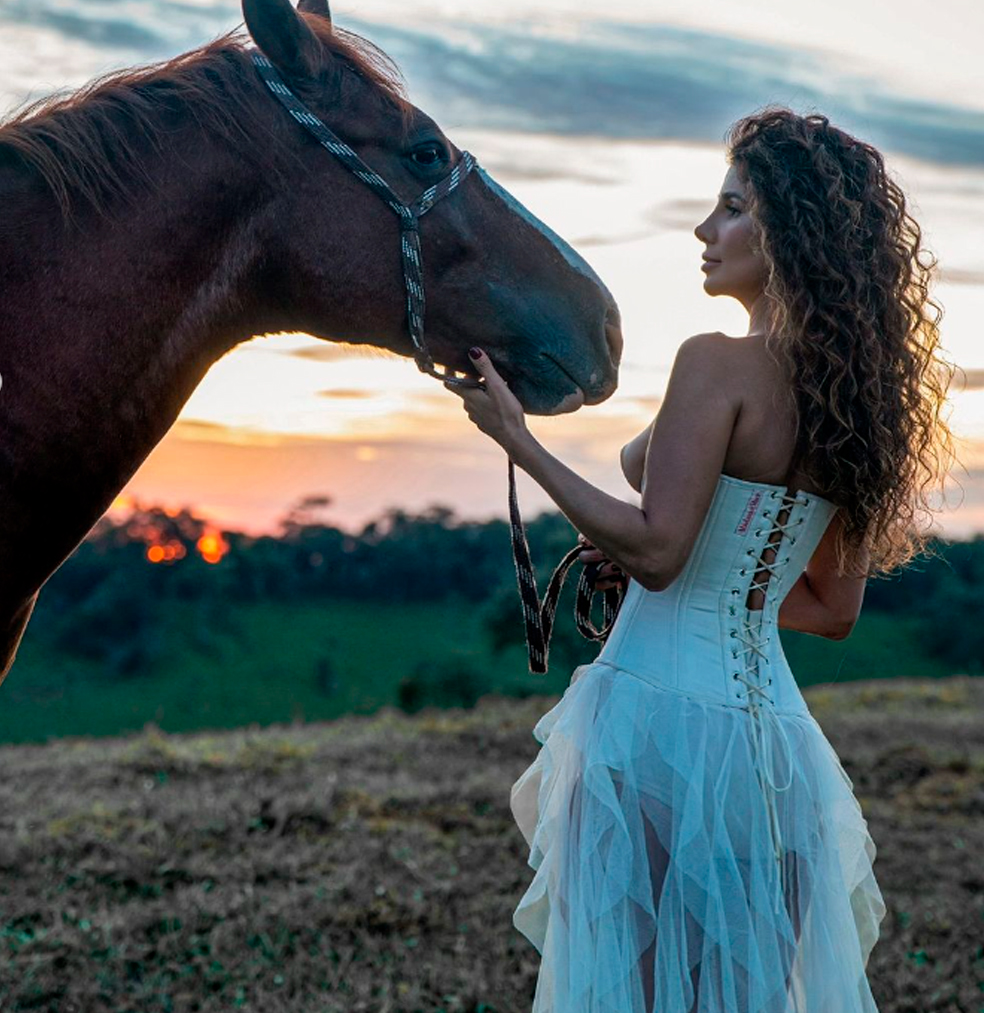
[510, 661, 886, 1013]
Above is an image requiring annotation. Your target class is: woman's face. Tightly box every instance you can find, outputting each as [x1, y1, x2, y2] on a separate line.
[693, 165, 767, 309]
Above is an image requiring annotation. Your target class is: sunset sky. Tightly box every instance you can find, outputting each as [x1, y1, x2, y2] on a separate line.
[2, 0, 982, 537]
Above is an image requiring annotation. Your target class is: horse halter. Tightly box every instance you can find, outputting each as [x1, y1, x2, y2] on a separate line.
[252, 50, 624, 672]
[251, 50, 483, 390]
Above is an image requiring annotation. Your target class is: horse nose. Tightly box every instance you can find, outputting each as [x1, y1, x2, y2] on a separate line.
[582, 303, 622, 404]
[604, 305, 623, 370]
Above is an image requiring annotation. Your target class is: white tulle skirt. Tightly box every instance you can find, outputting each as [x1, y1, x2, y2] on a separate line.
[510, 660, 887, 1013]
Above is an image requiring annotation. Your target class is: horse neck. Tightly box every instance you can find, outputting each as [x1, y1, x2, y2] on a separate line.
[1, 88, 281, 353]
[0, 80, 288, 603]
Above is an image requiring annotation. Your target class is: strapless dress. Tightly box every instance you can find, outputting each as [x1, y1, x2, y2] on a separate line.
[510, 473, 886, 1012]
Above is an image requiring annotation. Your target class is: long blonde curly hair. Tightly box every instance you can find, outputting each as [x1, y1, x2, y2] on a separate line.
[726, 107, 957, 578]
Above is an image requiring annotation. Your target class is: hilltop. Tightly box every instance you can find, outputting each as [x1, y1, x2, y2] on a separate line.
[0, 677, 982, 1012]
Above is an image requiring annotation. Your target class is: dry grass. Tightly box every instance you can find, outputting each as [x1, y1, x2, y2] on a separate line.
[1, 676, 982, 1012]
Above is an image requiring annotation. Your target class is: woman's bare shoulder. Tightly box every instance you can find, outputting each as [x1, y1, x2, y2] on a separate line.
[676, 331, 770, 360]
[676, 330, 741, 352]
[674, 332, 778, 396]
[672, 331, 751, 378]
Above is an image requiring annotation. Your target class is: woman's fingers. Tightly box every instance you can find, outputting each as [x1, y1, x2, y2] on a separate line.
[580, 556, 625, 591]
[575, 536, 625, 588]
[578, 548, 605, 563]
[578, 549, 618, 570]
[579, 551, 624, 578]
[594, 573, 625, 591]
[597, 562, 624, 581]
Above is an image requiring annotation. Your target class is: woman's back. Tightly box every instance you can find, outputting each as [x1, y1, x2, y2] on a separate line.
[713, 334, 809, 491]
[625, 333, 817, 499]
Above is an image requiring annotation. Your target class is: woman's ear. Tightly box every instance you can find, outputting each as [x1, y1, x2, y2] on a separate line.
[243, 0, 322, 80]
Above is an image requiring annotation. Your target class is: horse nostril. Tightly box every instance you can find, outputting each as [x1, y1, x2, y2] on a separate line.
[604, 306, 623, 369]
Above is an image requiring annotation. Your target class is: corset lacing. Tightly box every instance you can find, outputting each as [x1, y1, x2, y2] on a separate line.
[731, 488, 809, 916]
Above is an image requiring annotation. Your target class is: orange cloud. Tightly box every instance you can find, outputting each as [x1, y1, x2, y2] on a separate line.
[287, 343, 400, 363]
[316, 389, 374, 399]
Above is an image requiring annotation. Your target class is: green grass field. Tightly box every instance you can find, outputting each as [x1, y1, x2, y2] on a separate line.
[0, 599, 954, 746]
[0, 598, 553, 745]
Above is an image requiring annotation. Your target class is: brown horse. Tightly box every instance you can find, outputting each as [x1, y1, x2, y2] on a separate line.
[0, 0, 622, 685]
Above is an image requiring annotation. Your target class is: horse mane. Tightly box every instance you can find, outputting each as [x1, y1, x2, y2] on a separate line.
[0, 20, 415, 217]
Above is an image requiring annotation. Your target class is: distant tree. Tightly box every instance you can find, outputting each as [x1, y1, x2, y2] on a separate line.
[50, 563, 166, 677]
[911, 539, 984, 671]
[278, 494, 335, 538]
[33, 503, 237, 675]
[31, 489, 984, 683]
[861, 537, 956, 613]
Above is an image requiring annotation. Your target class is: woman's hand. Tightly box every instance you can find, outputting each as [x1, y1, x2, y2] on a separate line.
[448, 349, 626, 595]
[443, 347, 530, 455]
[576, 533, 626, 592]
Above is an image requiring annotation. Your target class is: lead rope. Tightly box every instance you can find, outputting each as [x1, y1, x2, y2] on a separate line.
[508, 459, 626, 674]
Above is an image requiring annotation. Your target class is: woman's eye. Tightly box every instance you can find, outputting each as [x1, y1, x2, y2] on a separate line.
[726, 205, 742, 217]
[411, 145, 447, 167]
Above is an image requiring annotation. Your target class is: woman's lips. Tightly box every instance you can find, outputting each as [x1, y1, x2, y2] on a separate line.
[701, 258, 721, 272]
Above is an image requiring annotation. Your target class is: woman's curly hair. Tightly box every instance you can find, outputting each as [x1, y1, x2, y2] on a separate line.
[726, 107, 957, 578]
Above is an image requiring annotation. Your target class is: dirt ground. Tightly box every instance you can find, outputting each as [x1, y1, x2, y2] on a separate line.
[0, 675, 982, 1012]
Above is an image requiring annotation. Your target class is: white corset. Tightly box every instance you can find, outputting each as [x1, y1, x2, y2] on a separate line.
[594, 472, 839, 913]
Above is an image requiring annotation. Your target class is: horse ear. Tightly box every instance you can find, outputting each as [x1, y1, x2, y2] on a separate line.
[297, 0, 331, 20]
[243, 0, 321, 78]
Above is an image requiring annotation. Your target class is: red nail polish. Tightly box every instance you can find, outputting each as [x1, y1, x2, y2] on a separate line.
[468, 347, 481, 359]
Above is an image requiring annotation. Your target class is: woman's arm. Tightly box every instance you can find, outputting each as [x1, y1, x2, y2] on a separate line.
[503, 333, 742, 592]
[778, 512, 867, 639]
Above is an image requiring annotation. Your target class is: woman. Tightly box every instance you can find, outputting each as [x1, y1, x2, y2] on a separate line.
[446, 108, 954, 1012]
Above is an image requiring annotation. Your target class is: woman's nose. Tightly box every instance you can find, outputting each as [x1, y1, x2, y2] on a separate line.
[694, 216, 713, 244]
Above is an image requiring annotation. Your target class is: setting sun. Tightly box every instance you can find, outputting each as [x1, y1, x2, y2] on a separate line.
[196, 528, 230, 565]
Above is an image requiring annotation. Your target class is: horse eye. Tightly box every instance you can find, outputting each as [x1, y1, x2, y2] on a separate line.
[411, 144, 447, 168]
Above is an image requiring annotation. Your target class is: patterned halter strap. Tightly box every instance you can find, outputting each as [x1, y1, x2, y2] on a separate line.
[252, 51, 622, 673]
[251, 50, 480, 388]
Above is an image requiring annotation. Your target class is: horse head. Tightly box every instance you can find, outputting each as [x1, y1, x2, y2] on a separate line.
[242, 0, 622, 415]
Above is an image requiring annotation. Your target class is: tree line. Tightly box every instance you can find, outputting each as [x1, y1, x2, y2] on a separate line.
[27, 496, 984, 677]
